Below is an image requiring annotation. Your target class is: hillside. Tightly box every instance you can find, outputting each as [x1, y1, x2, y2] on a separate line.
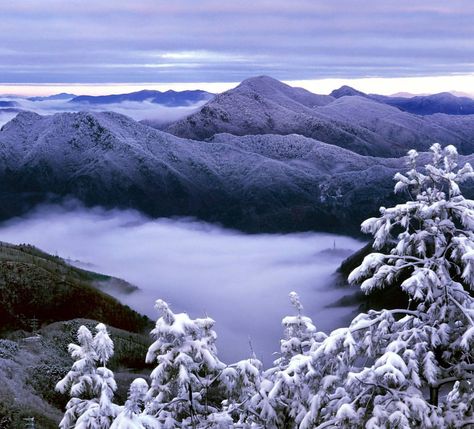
[0, 241, 149, 333]
[165, 77, 474, 157]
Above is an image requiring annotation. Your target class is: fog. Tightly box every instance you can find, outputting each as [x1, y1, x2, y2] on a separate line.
[0, 96, 204, 127]
[0, 204, 364, 364]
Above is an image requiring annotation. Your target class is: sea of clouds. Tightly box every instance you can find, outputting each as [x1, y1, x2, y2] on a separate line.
[0, 95, 204, 128]
[0, 204, 364, 364]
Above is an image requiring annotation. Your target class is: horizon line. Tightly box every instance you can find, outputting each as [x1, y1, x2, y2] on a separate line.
[1, 74, 474, 97]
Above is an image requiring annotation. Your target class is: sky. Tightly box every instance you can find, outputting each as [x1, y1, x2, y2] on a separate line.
[1, 0, 474, 95]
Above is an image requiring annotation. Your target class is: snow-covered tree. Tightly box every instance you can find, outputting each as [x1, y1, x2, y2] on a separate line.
[250, 292, 327, 428]
[294, 144, 474, 428]
[275, 291, 325, 368]
[144, 299, 225, 428]
[220, 357, 263, 426]
[56, 323, 119, 429]
[110, 378, 159, 429]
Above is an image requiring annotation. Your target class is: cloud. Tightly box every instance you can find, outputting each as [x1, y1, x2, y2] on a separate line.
[0, 203, 364, 364]
[1, 0, 473, 83]
[0, 96, 204, 126]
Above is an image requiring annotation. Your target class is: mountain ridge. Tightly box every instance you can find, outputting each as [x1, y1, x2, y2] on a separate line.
[70, 89, 214, 106]
[0, 110, 409, 234]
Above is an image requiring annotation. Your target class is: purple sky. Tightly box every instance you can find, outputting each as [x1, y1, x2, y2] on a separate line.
[1, 1, 473, 88]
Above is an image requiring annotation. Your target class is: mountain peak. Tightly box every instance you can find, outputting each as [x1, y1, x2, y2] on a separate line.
[237, 75, 290, 91]
[330, 85, 367, 98]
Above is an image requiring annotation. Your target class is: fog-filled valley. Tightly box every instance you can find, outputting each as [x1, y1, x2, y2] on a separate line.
[0, 203, 363, 364]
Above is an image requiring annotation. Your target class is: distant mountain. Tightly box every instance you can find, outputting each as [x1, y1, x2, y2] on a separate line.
[70, 89, 214, 106]
[385, 92, 474, 115]
[27, 92, 76, 102]
[0, 100, 17, 108]
[331, 85, 474, 115]
[166, 77, 474, 157]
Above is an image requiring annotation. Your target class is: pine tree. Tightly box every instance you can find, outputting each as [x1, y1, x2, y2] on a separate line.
[348, 144, 474, 426]
[144, 300, 225, 428]
[56, 323, 119, 429]
[254, 292, 327, 428]
[221, 357, 263, 426]
[110, 379, 159, 429]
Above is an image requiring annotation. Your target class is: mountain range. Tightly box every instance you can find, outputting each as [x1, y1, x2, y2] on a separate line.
[330, 85, 474, 115]
[1, 76, 474, 235]
[69, 89, 214, 106]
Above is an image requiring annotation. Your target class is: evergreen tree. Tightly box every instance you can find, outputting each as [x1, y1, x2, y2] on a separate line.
[110, 379, 159, 429]
[56, 324, 119, 429]
[144, 299, 225, 428]
[254, 292, 327, 428]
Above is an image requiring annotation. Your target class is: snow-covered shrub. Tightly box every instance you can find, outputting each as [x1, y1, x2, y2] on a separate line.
[0, 339, 19, 359]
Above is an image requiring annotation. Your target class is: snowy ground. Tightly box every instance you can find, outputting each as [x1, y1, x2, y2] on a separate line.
[0, 204, 364, 364]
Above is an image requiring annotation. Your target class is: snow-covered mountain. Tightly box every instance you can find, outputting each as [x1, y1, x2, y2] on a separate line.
[165, 77, 474, 157]
[331, 85, 474, 115]
[27, 92, 77, 102]
[70, 89, 214, 106]
[0, 110, 410, 234]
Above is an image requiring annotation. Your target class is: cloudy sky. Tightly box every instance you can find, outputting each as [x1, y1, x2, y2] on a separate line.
[1, 0, 474, 94]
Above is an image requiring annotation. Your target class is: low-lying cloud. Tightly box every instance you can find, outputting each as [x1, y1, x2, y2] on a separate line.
[0, 96, 204, 128]
[0, 204, 364, 364]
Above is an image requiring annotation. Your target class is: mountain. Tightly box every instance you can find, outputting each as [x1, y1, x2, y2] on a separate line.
[70, 89, 214, 106]
[166, 77, 474, 157]
[331, 85, 474, 115]
[385, 92, 474, 115]
[2, 110, 474, 235]
[0, 240, 148, 333]
[0, 110, 412, 235]
[0, 241, 151, 427]
[0, 100, 17, 108]
[27, 93, 76, 102]
[329, 85, 366, 98]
